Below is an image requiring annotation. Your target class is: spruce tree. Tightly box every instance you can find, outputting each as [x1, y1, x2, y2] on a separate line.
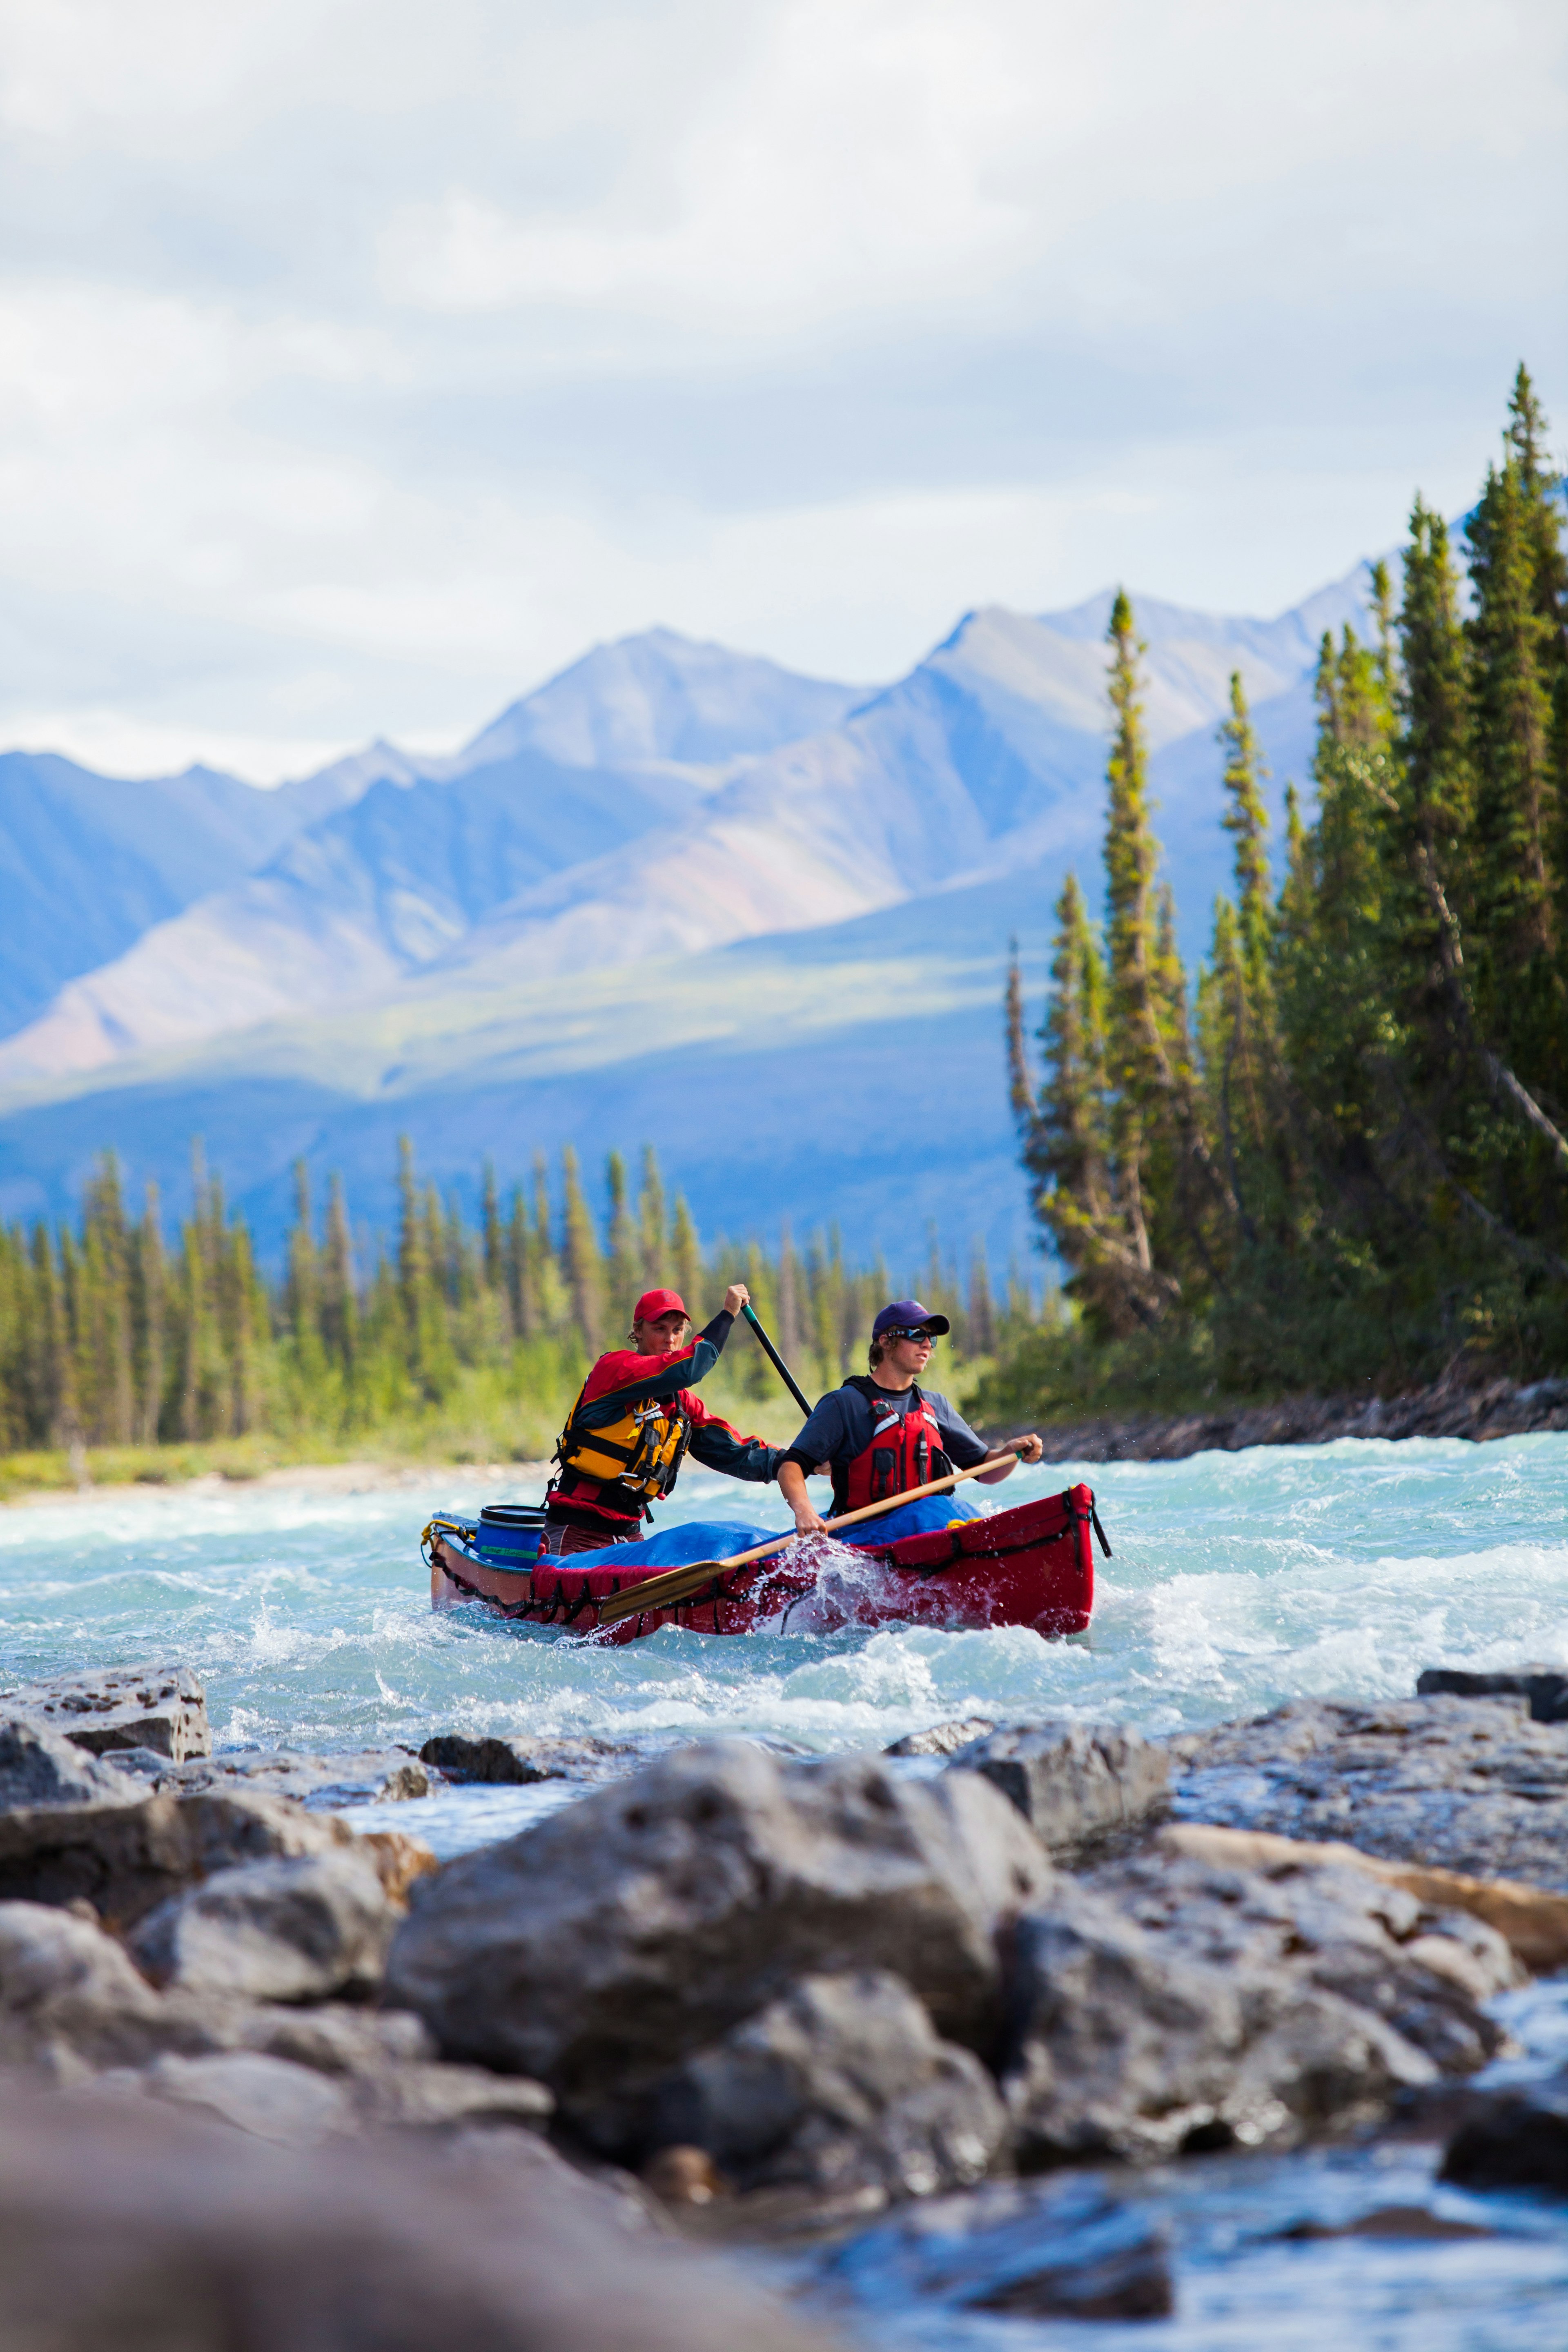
[1466, 456, 1557, 977]
[605, 1150, 641, 1324]
[561, 1147, 604, 1350]
[321, 1175, 358, 1372]
[637, 1145, 668, 1291]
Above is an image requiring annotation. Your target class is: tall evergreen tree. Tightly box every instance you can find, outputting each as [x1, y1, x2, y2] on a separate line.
[561, 1147, 604, 1350]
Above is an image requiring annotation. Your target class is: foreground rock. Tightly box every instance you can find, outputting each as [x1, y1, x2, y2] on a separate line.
[1417, 1667, 1568, 1724]
[884, 1718, 996, 1760]
[648, 1971, 1007, 2201]
[1000, 1846, 1516, 2165]
[1, 1664, 209, 1760]
[0, 1718, 145, 1812]
[0, 1781, 432, 1927]
[0, 2079, 838, 2352]
[950, 1720, 1169, 1853]
[420, 1732, 641, 1784]
[1169, 1695, 1568, 1889]
[386, 1741, 1053, 2149]
[117, 1747, 430, 1805]
[1163, 1821, 1568, 1973]
[130, 1849, 400, 2002]
[1440, 2072, 1568, 2196]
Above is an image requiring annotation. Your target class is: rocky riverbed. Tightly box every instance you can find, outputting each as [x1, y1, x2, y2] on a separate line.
[2, 1662, 1568, 2345]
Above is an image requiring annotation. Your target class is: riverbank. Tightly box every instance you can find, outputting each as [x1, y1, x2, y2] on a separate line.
[1021, 1372, 1568, 1463]
[0, 1452, 553, 1510]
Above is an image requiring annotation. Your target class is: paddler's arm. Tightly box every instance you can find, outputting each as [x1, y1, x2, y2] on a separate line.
[684, 1396, 784, 1483]
[778, 1391, 851, 1536]
[931, 1395, 1044, 1483]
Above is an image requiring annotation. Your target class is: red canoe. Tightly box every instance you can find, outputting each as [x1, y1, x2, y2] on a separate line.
[424, 1486, 1099, 1643]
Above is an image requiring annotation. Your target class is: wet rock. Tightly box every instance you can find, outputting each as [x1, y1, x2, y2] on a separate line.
[1439, 2072, 1568, 2196]
[0, 1783, 406, 1928]
[131, 1747, 431, 1805]
[648, 1971, 1008, 2202]
[1, 1664, 209, 1760]
[386, 1741, 1053, 2148]
[0, 2076, 835, 2352]
[0, 1898, 166, 2073]
[819, 2175, 1173, 2323]
[884, 1718, 996, 1759]
[1163, 1820, 1568, 1975]
[951, 1719, 1169, 1851]
[0, 1717, 145, 1811]
[1002, 1849, 1512, 2166]
[234, 2002, 438, 2076]
[419, 1732, 638, 1784]
[1169, 1695, 1568, 1890]
[106, 2048, 358, 2144]
[129, 1849, 400, 2003]
[1417, 1667, 1568, 1724]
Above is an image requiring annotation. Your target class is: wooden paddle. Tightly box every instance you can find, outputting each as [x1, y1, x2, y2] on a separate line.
[592, 1442, 1032, 1627]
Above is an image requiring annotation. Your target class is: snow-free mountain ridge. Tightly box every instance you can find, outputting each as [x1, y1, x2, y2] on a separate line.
[0, 565, 1374, 1265]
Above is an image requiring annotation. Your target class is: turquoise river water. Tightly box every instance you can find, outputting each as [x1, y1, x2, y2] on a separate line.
[4, 1433, 1568, 2347]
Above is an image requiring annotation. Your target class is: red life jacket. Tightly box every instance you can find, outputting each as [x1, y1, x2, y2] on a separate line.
[834, 1377, 954, 1515]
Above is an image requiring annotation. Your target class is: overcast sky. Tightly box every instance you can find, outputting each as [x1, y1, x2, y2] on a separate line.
[2, 0, 1564, 783]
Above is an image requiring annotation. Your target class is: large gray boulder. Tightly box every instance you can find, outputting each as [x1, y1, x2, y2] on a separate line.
[386, 1741, 1053, 2142]
[130, 1849, 399, 2003]
[647, 1970, 1008, 2200]
[949, 1720, 1169, 1851]
[0, 2078, 835, 2352]
[1169, 1695, 1568, 1889]
[1001, 1848, 1516, 2165]
[0, 1718, 145, 1812]
[1, 1664, 209, 1760]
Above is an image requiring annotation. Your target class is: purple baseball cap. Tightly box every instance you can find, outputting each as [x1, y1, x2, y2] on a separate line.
[871, 1298, 951, 1339]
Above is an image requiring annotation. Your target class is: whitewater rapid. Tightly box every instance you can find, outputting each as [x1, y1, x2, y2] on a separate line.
[4, 1434, 1564, 1760]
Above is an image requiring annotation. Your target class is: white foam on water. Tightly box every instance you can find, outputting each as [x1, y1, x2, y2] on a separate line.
[1, 1437, 1564, 1757]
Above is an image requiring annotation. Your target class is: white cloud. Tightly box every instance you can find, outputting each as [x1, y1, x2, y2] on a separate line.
[0, 0, 1563, 778]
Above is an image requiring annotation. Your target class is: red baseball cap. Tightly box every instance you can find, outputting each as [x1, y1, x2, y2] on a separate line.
[633, 1288, 688, 1324]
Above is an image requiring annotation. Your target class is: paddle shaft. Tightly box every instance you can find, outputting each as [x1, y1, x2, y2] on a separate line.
[593, 1442, 1029, 1626]
[740, 1301, 812, 1419]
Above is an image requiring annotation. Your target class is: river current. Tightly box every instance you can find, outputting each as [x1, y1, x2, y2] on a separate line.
[4, 1432, 1568, 2346]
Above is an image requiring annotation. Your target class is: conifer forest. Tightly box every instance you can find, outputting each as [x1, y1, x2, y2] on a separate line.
[999, 367, 1568, 1419]
[0, 1134, 1009, 1476]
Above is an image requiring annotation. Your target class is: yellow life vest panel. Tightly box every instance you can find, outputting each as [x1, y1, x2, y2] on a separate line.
[553, 1383, 692, 1506]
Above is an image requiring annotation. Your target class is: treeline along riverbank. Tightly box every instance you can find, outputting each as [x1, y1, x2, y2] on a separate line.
[0, 1136, 1018, 1481]
[987, 366, 1568, 1430]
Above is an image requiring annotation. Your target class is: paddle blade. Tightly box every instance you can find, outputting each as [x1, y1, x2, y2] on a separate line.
[594, 1557, 726, 1627]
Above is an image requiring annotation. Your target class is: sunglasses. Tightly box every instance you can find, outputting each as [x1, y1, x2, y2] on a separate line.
[887, 1327, 938, 1345]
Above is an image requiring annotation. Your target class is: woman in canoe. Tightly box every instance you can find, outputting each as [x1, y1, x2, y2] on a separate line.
[541, 1283, 782, 1557]
[777, 1298, 1044, 1538]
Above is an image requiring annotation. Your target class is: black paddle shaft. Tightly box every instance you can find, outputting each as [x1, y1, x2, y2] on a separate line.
[740, 1301, 812, 1419]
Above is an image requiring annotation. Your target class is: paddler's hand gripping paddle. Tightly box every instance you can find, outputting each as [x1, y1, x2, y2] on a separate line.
[593, 1441, 1035, 1627]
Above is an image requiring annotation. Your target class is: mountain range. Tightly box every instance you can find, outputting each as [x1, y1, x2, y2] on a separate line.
[0, 564, 1372, 1271]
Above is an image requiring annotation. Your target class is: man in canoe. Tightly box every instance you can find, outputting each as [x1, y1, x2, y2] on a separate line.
[541, 1283, 783, 1557]
[777, 1298, 1044, 1537]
